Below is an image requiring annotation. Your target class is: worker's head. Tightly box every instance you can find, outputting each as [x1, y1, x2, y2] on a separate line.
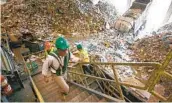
[77, 44, 82, 51]
[55, 37, 69, 56]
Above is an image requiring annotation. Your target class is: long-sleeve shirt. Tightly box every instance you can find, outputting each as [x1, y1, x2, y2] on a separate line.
[42, 51, 79, 76]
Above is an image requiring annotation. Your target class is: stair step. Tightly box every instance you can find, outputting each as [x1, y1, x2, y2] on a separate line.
[45, 93, 62, 102]
[70, 91, 90, 102]
[41, 83, 59, 96]
[35, 79, 55, 89]
[83, 94, 99, 102]
[33, 74, 44, 82]
[42, 82, 74, 97]
[99, 98, 107, 102]
[46, 84, 79, 102]
[44, 87, 61, 102]
[66, 88, 81, 101]
[45, 83, 78, 102]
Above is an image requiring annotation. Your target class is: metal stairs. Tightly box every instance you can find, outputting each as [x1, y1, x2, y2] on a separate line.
[32, 73, 110, 102]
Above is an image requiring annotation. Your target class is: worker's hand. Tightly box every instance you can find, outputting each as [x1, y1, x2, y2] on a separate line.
[44, 76, 49, 83]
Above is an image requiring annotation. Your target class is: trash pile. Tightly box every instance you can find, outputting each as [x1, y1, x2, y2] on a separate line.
[129, 33, 172, 73]
[1, 0, 117, 38]
[73, 29, 135, 78]
[75, 29, 134, 62]
[129, 32, 172, 98]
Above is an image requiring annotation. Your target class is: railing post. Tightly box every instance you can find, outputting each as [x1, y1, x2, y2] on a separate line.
[148, 51, 172, 98]
[112, 64, 125, 100]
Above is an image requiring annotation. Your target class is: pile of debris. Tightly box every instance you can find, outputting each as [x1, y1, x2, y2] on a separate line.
[129, 32, 172, 97]
[129, 33, 172, 73]
[1, 0, 117, 38]
[72, 29, 135, 78]
[75, 29, 134, 62]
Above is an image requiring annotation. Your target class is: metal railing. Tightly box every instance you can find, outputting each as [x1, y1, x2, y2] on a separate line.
[22, 50, 45, 102]
[68, 51, 172, 102]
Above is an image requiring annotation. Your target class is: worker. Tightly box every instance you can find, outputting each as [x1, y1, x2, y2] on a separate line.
[42, 37, 79, 98]
[75, 44, 93, 74]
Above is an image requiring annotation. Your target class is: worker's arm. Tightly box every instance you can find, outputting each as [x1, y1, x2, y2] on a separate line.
[70, 52, 80, 62]
[72, 50, 79, 55]
[42, 56, 53, 82]
[67, 52, 80, 68]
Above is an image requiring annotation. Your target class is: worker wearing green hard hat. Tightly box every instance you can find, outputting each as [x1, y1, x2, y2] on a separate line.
[42, 36, 79, 99]
[74, 43, 93, 74]
[76, 44, 82, 50]
[54, 37, 70, 57]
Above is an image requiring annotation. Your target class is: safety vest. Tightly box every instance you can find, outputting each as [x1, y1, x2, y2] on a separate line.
[78, 49, 89, 62]
[45, 47, 56, 57]
[49, 50, 70, 76]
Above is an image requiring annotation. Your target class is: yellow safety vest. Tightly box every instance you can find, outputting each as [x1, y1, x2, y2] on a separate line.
[45, 47, 56, 57]
[78, 49, 89, 62]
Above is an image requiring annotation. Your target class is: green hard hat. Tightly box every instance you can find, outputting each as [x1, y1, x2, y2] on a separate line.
[55, 37, 69, 50]
[77, 44, 82, 50]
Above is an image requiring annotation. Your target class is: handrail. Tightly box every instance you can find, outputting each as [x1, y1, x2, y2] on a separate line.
[77, 62, 161, 67]
[29, 76, 44, 102]
[68, 51, 172, 102]
[22, 51, 45, 102]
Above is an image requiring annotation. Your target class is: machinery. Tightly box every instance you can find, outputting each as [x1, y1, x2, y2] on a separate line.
[114, 0, 152, 35]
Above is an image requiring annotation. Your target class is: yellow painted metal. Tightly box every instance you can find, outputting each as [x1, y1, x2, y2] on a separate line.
[148, 51, 172, 93]
[68, 71, 115, 83]
[70, 52, 172, 102]
[78, 62, 161, 67]
[112, 65, 125, 100]
[151, 91, 167, 101]
[163, 71, 172, 79]
[120, 82, 145, 90]
[29, 76, 44, 102]
[22, 51, 45, 102]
